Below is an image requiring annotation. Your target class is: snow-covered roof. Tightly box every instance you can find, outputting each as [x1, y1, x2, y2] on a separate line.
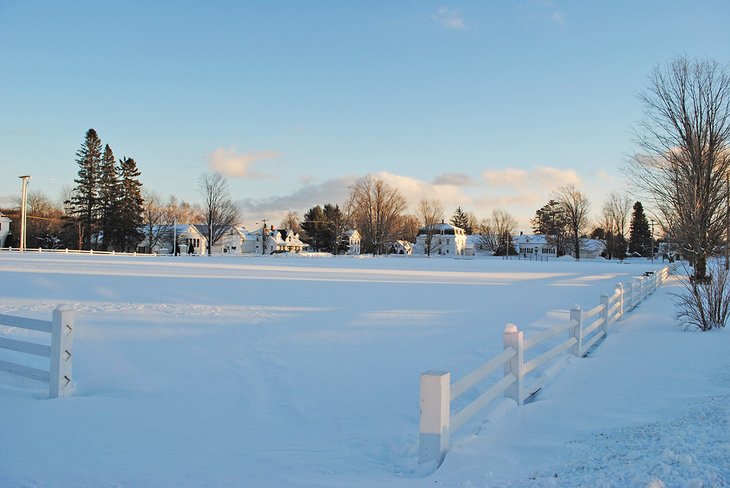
[513, 234, 551, 245]
[581, 238, 606, 252]
[417, 222, 465, 236]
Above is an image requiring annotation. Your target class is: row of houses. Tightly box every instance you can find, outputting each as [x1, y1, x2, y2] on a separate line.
[137, 225, 362, 256]
[0, 210, 606, 258]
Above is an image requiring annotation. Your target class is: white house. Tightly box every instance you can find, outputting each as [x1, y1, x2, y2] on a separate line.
[388, 240, 413, 255]
[137, 224, 208, 255]
[513, 234, 557, 257]
[343, 229, 361, 255]
[209, 226, 247, 254]
[243, 227, 305, 254]
[0, 212, 11, 247]
[580, 238, 606, 259]
[415, 222, 467, 256]
[272, 228, 305, 253]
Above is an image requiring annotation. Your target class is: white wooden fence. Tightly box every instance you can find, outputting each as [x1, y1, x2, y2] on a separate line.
[0, 306, 75, 398]
[419, 265, 671, 465]
[0, 247, 160, 257]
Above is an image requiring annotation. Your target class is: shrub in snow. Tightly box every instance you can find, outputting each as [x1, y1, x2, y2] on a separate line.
[673, 262, 730, 331]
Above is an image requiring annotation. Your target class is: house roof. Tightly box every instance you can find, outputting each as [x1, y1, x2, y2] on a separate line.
[513, 234, 551, 245]
[416, 222, 465, 236]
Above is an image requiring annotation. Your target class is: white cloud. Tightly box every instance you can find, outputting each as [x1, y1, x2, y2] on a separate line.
[549, 11, 565, 25]
[482, 165, 580, 190]
[374, 172, 472, 211]
[237, 175, 358, 226]
[432, 7, 466, 30]
[236, 166, 614, 233]
[519, 0, 566, 27]
[208, 147, 279, 179]
[482, 168, 529, 187]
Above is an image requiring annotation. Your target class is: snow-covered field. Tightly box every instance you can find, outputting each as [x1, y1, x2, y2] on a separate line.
[0, 253, 727, 487]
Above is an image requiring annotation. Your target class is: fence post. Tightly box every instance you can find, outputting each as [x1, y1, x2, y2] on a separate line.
[49, 305, 75, 398]
[616, 282, 624, 319]
[569, 305, 583, 357]
[600, 293, 610, 334]
[625, 282, 633, 311]
[634, 278, 644, 305]
[419, 371, 450, 465]
[503, 323, 524, 405]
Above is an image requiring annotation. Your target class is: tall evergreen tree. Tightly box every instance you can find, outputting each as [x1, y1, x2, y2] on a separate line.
[301, 205, 328, 252]
[98, 144, 121, 250]
[531, 199, 568, 256]
[114, 157, 144, 251]
[323, 204, 348, 254]
[450, 207, 474, 234]
[629, 201, 652, 256]
[69, 128, 102, 250]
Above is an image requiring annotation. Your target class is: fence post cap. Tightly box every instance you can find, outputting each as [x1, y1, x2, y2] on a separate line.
[570, 304, 581, 311]
[54, 304, 75, 312]
[504, 323, 519, 334]
[421, 370, 449, 378]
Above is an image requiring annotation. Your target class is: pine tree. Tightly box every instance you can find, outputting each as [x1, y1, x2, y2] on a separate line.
[301, 205, 327, 252]
[450, 207, 469, 233]
[98, 144, 121, 250]
[323, 204, 347, 254]
[531, 199, 568, 256]
[115, 157, 144, 251]
[628, 201, 651, 256]
[69, 129, 103, 250]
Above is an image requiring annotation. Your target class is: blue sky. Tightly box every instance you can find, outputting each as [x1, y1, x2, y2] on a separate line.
[1, 1, 729, 230]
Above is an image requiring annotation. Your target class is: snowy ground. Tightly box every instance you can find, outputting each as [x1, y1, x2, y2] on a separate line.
[0, 253, 727, 487]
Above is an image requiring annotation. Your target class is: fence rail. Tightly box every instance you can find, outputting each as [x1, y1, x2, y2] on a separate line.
[419, 265, 671, 466]
[0, 306, 75, 398]
[0, 247, 162, 257]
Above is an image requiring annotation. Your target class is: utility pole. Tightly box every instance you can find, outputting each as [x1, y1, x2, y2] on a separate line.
[18, 175, 30, 252]
[726, 173, 729, 270]
[173, 217, 177, 256]
[650, 218, 654, 264]
[260, 219, 269, 255]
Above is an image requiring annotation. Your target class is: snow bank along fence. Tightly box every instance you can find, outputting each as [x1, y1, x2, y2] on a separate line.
[0, 306, 75, 398]
[419, 265, 671, 465]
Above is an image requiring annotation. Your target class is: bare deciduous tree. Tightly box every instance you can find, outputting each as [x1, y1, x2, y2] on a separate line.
[395, 214, 420, 244]
[280, 211, 302, 233]
[165, 195, 203, 224]
[599, 192, 632, 260]
[628, 56, 730, 280]
[554, 184, 591, 260]
[479, 209, 518, 255]
[198, 173, 240, 255]
[346, 176, 408, 254]
[12, 190, 65, 249]
[417, 198, 444, 256]
[141, 189, 170, 253]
